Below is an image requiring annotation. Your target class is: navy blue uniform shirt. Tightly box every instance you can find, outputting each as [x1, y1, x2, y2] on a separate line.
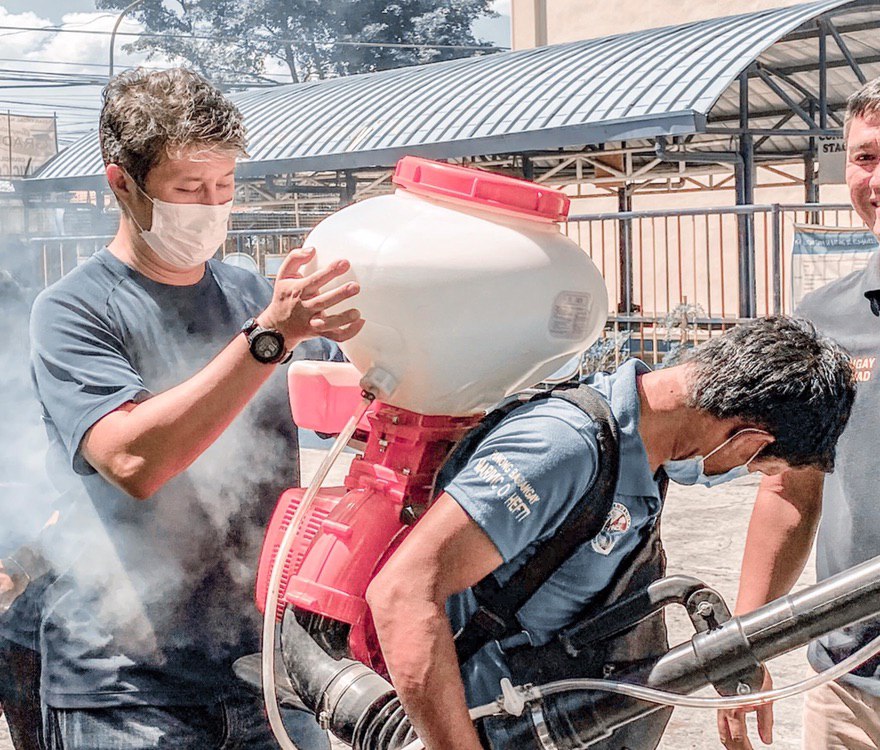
[444, 360, 664, 710]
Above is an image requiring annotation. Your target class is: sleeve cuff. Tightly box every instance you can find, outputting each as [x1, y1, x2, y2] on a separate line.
[69, 387, 152, 475]
[442, 483, 512, 563]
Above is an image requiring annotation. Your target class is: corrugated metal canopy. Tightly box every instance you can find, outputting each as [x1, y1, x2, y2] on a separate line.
[23, 0, 866, 190]
[705, 3, 880, 151]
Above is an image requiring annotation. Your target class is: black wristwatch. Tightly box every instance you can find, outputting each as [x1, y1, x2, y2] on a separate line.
[241, 317, 291, 365]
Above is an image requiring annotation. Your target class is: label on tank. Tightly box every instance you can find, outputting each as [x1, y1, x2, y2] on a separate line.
[549, 291, 593, 340]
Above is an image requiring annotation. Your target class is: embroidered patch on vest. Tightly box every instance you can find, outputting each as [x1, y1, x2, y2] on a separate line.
[591, 501, 631, 556]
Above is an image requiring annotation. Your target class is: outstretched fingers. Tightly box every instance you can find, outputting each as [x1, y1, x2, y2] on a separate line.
[310, 307, 362, 331]
[315, 316, 366, 343]
[274, 247, 316, 281]
[299, 258, 353, 297]
[302, 281, 361, 312]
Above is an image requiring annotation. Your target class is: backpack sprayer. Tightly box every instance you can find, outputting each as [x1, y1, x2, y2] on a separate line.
[244, 158, 880, 750]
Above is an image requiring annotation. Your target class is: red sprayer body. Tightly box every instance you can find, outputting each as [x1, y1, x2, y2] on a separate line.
[256, 396, 479, 674]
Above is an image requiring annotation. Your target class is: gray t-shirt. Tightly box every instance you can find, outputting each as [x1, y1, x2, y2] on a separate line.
[798, 252, 880, 694]
[29, 248, 332, 708]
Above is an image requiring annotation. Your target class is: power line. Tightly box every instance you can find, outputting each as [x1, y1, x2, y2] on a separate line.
[0, 62, 289, 94]
[0, 57, 293, 85]
[0, 98, 99, 112]
[0, 23, 507, 52]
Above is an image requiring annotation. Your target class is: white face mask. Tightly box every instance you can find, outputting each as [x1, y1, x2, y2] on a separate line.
[126, 176, 233, 269]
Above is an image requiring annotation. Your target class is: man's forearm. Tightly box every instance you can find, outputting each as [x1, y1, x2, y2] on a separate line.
[734, 469, 823, 614]
[368, 588, 483, 750]
[83, 332, 291, 499]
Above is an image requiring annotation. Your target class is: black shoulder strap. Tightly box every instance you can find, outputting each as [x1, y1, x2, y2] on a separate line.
[453, 384, 620, 666]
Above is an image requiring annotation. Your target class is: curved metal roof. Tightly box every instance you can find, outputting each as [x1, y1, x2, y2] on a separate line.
[23, 0, 857, 189]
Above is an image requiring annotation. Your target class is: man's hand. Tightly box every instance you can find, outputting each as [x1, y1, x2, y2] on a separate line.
[717, 669, 774, 750]
[258, 248, 364, 345]
[0, 559, 28, 614]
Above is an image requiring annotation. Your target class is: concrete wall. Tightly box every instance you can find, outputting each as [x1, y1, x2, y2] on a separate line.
[512, 0, 813, 49]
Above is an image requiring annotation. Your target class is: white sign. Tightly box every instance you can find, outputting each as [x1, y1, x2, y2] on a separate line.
[0, 113, 58, 178]
[817, 136, 846, 185]
[791, 224, 877, 306]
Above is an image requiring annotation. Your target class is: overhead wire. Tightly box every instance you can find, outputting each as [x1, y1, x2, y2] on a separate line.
[0, 14, 506, 146]
[0, 23, 508, 51]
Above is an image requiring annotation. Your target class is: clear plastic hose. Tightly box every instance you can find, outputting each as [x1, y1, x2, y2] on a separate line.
[533, 630, 880, 709]
[398, 631, 880, 750]
[262, 394, 375, 750]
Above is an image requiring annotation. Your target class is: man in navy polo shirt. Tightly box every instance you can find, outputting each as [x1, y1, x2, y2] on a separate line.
[719, 77, 880, 750]
[365, 317, 855, 750]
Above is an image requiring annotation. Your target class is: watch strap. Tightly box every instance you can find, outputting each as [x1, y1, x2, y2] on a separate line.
[241, 317, 288, 365]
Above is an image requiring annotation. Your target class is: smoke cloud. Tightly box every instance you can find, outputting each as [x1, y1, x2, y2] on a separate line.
[0, 259, 311, 680]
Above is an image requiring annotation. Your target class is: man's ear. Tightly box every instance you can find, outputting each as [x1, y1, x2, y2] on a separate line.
[106, 164, 133, 202]
[737, 428, 775, 460]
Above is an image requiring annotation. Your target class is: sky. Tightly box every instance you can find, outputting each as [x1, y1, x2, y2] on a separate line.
[0, 0, 512, 148]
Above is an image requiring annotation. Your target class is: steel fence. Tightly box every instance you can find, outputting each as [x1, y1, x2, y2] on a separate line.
[26, 203, 867, 368]
[566, 203, 864, 366]
[28, 227, 310, 287]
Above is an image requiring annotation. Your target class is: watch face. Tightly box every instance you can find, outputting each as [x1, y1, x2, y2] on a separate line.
[253, 331, 283, 362]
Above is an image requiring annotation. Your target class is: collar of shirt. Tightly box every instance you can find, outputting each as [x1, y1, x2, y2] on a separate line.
[585, 358, 661, 501]
[860, 251, 880, 316]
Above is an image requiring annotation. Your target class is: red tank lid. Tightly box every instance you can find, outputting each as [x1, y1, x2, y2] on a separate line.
[392, 156, 570, 223]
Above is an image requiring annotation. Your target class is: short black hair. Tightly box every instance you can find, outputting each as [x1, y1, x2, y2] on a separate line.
[683, 316, 855, 471]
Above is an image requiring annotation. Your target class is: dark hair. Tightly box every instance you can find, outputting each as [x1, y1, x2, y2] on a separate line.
[683, 316, 855, 471]
[99, 67, 247, 188]
[845, 76, 880, 140]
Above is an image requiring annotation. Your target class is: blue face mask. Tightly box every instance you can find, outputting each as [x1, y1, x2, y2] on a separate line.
[663, 430, 767, 488]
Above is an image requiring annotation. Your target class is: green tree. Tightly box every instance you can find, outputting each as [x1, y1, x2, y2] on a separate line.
[97, 0, 498, 86]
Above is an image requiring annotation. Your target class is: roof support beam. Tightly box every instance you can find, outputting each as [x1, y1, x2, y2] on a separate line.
[753, 110, 796, 150]
[781, 15, 879, 43]
[354, 170, 393, 200]
[819, 22, 829, 129]
[535, 155, 579, 182]
[821, 17, 868, 84]
[756, 63, 823, 111]
[764, 51, 880, 78]
[710, 104, 847, 127]
[705, 126, 839, 136]
[754, 66, 819, 129]
[736, 70, 757, 319]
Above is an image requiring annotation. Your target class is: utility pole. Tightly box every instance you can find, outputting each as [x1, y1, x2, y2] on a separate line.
[109, 0, 147, 78]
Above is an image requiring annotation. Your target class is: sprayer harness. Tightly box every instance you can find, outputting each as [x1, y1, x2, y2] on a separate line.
[440, 384, 622, 665]
[434, 383, 674, 749]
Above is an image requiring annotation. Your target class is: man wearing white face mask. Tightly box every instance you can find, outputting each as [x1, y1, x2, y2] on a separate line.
[123, 171, 235, 270]
[662, 428, 769, 488]
[27, 68, 363, 749]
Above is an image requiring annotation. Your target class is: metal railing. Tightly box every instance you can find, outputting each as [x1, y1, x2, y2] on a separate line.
[26, 203, 866, 368]
[566, 203, 864, 366]
[28, 227, 310, 287]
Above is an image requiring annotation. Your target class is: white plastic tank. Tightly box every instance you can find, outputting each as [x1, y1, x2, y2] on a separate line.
[301, 157, 609, 416]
